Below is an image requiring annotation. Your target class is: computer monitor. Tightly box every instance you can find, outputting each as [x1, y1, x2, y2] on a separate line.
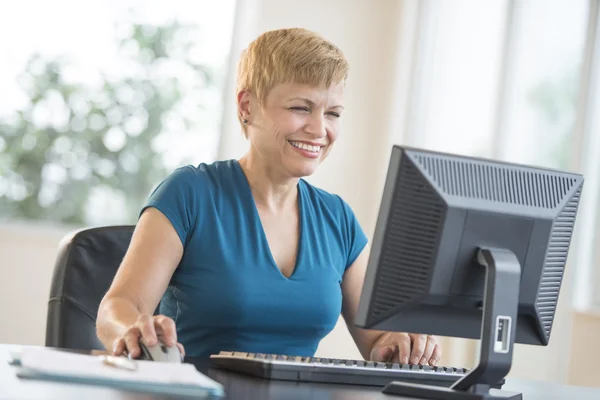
[355, 145, 584, 400]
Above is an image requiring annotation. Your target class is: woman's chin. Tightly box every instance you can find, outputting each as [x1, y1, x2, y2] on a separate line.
[288, 159, 320, 178]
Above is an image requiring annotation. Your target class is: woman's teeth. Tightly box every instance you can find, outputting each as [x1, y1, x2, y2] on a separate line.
[289, 141, 321, 153]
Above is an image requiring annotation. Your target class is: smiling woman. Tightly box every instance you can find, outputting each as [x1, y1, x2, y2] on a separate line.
[96, 27, 442, 366]
[238, 82, 345, 177]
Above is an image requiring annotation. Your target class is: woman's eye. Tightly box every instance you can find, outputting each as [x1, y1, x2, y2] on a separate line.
[327, 112, 341, 118]
[290, 106, 309, 112]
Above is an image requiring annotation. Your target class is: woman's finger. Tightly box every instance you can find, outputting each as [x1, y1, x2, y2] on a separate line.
[112, 338, 125, 356]
[420, 336, 436, 365]
[396, 334, 411, 364]
[409, 334, 427, 365]
[431, 344, 442, 366]
[123, 328, 142, 358]
[137, 314, 158, 346]
[154, 315, 177, 347]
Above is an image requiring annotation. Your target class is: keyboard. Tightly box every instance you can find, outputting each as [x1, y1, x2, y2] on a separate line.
[210, 351, 505, 389]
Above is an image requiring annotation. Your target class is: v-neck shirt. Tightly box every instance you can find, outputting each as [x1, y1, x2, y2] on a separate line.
[141, 160, 368, 358]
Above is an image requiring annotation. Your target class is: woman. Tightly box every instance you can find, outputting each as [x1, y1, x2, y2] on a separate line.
[96, 27, 442, 366]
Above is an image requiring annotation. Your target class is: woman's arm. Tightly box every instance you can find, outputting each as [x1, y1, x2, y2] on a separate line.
[341, 246, 442, 365]
[96, 207, 184, 357]
[340, 245, 387, 359]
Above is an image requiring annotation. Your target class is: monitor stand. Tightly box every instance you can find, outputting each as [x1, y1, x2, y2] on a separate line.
[382, 247, 523, 400]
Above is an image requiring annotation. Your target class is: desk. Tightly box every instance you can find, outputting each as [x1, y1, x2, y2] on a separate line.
[2, 344, 599, 399]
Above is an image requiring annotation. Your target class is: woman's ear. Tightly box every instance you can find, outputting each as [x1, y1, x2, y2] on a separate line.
[237, 90, 253, 122]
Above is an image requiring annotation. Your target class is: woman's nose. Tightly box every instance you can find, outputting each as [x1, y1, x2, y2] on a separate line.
[305, 113, 327, 138]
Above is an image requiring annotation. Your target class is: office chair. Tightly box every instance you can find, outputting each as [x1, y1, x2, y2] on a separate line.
[45, 225, 138, 350]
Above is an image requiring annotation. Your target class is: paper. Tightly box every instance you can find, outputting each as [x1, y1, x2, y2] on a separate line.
[12, 347, 224, 397]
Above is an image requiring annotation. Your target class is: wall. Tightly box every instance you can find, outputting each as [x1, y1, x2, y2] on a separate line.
[0, 222, 74, 346]
[567, 310, 600, 387]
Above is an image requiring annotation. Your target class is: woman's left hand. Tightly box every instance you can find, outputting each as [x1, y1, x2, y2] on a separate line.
[369, 332, 442, 366]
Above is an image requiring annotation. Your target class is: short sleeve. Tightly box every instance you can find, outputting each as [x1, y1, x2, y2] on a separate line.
[140, 166, 198, 247]
[337, 196, 369, 270]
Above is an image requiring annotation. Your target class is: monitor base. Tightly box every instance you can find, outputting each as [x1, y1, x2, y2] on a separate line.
[383, 248, 523, 400]
[382, 381, 522, 400]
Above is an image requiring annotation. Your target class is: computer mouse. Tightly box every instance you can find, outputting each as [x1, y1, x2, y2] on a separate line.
[136, 337, 182, 363]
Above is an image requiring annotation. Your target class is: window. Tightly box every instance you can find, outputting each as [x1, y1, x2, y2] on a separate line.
[497, 0, 589, 170]
[406, 0, 508, 158]
[572, 2, 600, 310]
[0, 0, 236, 226]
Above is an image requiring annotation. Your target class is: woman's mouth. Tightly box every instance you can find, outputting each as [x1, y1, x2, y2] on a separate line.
[288, 140, 323, 159]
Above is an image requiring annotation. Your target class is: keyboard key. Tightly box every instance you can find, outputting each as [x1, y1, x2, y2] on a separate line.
[366, 361, 375, 368]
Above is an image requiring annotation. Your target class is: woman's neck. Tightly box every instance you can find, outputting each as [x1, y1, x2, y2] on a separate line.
[238, 153, 298, 213]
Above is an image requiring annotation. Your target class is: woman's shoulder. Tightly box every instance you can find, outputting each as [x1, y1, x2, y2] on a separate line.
[146, 159, 240, 209]
[299, 179, 354, 217]
[166, 159, 239, 186]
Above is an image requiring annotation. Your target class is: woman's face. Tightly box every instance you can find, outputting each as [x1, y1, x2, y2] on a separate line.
[240, 82, 345, 178]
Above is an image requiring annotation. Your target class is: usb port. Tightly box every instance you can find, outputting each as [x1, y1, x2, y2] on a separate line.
[494, 316, 511, 354]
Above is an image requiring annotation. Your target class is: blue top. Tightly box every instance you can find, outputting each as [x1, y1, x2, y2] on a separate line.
[141, 160, 368, 358]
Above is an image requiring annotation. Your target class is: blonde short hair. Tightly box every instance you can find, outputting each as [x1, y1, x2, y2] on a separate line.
[236, 28, 349, 132]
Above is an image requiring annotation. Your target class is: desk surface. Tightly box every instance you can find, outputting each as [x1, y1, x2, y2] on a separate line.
[2, 344, 599, 400]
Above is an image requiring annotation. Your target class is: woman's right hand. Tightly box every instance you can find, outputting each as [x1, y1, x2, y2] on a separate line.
[111, 314, 185, 359]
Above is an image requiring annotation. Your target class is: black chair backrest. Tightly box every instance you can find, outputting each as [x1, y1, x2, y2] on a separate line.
[45, 225, 135, 350]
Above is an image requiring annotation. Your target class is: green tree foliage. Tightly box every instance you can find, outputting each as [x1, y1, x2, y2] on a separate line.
[0, 21, 213, 225]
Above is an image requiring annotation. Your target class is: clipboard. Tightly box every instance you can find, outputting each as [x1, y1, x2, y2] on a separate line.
[9, 347, 224, 398]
